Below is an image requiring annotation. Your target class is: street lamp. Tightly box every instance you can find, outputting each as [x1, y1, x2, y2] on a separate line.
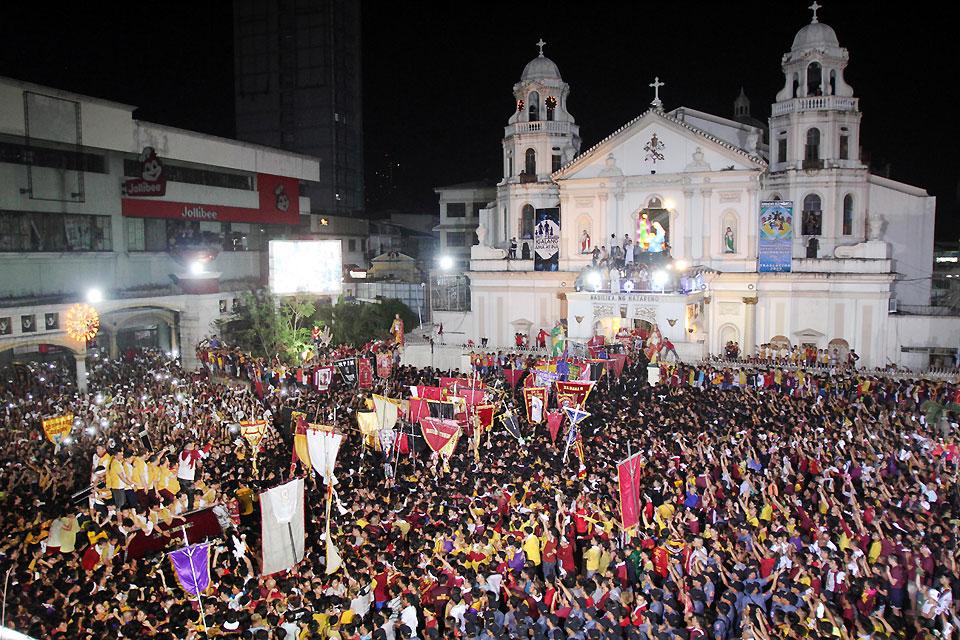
[439, 255, 454, 271]
[86, 288, 104, 304]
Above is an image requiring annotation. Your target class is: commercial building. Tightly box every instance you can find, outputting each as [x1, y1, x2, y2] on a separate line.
[0, 77, 319, 386]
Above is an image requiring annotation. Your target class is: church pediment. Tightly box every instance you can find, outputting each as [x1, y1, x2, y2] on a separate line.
[554, 109, 765, 181]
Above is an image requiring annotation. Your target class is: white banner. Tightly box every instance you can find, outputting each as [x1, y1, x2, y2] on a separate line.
[306, 428, 344, 486]
[260, 478, 305, 576]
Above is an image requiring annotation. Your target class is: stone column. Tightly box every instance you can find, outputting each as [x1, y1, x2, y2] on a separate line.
[108, 330, 119, 360]
[701, 187, 713, 261]
[169, 316, 180, 357]
[743, 296, 758, 356]
[74, 353, 88, 393]
[682, 189, 695, 259]
[598, 192, 610, 249]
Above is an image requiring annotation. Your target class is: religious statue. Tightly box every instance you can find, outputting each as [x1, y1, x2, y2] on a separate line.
[580, 229, 591, 254]
[390, 314, 405, 347]
[550, 322, 566, 356]
[724, 226, 735, 253]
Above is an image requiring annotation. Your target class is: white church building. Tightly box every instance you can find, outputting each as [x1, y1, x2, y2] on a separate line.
[433, 9, 958, 370]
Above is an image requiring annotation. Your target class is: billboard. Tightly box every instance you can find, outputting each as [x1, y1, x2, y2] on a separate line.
[534, 207, 560, 271]
[758, 200, 793, 272]
[269, 240, 343, 295]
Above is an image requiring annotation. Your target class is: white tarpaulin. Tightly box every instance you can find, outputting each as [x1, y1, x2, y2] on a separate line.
[260, 478, 305, 575]
[306, 428, 344, 485]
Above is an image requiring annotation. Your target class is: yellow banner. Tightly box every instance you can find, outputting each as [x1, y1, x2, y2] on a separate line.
[42, 414, 73, 444]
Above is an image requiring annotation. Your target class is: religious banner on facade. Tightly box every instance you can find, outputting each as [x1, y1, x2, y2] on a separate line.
[42, 414, 73, 447]
[758, 200, 793, 272]
[334, 358, 357, 386]
[374, 353, 392, 379]
[534, 207, 560, 272]
[419, 417, 461, 452]
[617, 452, 644, 530]
[357, 358, 374, 389]
[522, 386, 548, 424]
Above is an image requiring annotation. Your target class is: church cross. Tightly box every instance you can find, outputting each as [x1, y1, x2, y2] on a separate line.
[649, 76, 665, 108]
[536, 38, 546, 56]
[809, 1, 821, 23]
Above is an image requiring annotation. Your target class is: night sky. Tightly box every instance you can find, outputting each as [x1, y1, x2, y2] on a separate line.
[1, 2, 957, 240]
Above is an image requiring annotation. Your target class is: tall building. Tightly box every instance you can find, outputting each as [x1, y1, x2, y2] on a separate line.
[430, 7, 958, 370]
[233, 0, 363, 215]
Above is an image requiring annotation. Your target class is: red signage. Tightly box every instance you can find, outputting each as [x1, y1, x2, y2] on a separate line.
[123, 147, 167, 197]
[121, 173, 299, 225]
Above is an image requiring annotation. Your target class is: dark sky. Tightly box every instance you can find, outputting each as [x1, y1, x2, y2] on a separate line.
[1, 2, 957, 240]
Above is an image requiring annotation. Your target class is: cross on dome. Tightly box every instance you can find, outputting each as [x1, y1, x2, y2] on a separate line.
[536, 38, 546, 57]
[649, 76, 665, 109]
[809, 1, 821, 23]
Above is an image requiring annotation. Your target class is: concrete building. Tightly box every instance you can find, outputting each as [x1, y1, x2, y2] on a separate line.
[233, 0, 363, 215]
[433, 182, 496, 273]
[0, 77, 319, 387]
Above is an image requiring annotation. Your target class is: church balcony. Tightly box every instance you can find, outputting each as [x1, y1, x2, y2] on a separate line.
[771, 96, 859, 116]
[505, 120, 573, 136]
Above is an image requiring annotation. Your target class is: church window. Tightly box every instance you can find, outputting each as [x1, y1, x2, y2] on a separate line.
[525, 148, 537, 176]
[647, 196, 663, 209]
[552, 154, 562, 173]
[545, 96, 557, 121]
[839, 128, 849, 160]
[770, 193, 782, 201]
[829, 69, 837, 95]
[447, 231, 467, 247]
[777, 136, 787, 164]
[792, 73, 800, 98]
[805, 128, 821, 161]
[447, 202, 466, 218]
[508, 156, 513, 176]
[521, 204, 535, 238]
[806, 62, 822, 96]
[842, 194, 854, 236]
[802, 194, 822, 236]
[528, 91, 540, 121]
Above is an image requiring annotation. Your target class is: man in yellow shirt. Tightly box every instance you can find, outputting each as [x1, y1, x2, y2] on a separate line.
[522, 527, 541, 566]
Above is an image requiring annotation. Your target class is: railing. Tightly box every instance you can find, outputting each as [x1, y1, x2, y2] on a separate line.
[507, 120, 572, 135]
[701, 356, 958, 382]
[895, 304, 960, 317]
[772, 96, 858, 116]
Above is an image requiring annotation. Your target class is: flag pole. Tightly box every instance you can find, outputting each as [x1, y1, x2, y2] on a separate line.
[179, 526, 210, 635]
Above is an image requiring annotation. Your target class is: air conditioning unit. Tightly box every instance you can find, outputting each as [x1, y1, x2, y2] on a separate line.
[887, 298, 898, 313]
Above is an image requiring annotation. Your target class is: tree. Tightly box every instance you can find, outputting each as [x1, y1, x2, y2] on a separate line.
[216, 290, 317, 364]
[315, 297, 418, 347]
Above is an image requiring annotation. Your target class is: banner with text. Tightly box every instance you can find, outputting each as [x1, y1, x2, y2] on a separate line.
[758, 200, 793, 273]
[534, 207, 560, 272]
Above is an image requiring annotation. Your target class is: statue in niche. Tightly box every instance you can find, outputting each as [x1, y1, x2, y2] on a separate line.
[724, 226, 736, 253]
[580, 229, 592, 253]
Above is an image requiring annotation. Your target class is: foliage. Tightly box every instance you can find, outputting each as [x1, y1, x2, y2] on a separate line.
[315, 297, 418, 347]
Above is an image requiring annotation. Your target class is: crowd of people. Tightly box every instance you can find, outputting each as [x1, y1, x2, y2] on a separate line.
[0, 341, 958, 640]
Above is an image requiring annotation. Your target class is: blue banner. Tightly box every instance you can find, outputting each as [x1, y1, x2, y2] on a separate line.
[758, 200, 793, 272]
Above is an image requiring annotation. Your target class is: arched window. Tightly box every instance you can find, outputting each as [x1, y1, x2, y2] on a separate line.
[842, 194, 854, 236]
[805, 128, 821, 161]
[792, 73, 800, 98]
[647, 196, 663, 209]
[721, 211, 738, 254]
[520, 204, 535, 238]
[545, 96, 557, 121]
[806, 62, 822, 96]
[527, 91, 540, 122]
[524, 148, 537, 176]
[829, 69, 837, 95]
[770, 193, 783, 201]
[802, 194, 822, 236]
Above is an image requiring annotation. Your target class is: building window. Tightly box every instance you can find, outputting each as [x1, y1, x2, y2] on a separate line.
[805, 128, 821, 161]
[802, 194, 822, 236]
[527, 91, 540, 121]
[126, 218, 145, 251]
[348, 239, 357, 252]
[433, 274, 471, 311]
[123, 159, 254, 191]
[842, 194, 854, 236]
[0, 211, 111, 252]
[446, 231, 467, 247]
[806, 61, 822, 96]
[472, 202, 484, 218]
[446, 203, 466, 218]
[839, 129, 849, 160]
[552, 154, 562, 173]
[524, 148, 537, 176]
[520, 204, 535, 238]
[777, 137, 787, 164]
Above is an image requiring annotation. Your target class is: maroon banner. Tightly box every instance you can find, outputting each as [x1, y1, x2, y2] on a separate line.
[522, 386, 548, 424]
[416, 385, 443, 401]
[475, 405, 496, 433]
[440, 376, 484, 391]
[555, 381, 595, 407]
[313, 365, 334, 392]
[608, 353, 627, 377]
[546, 410, 564, 443]
[376, 352, 393, 378]
[456, 388, 485, 407]
[419, 417, 460, 452]
[121, 173, 299, 225]
[503, 369, 524, 389]
[358, 358, 374, 389]
[617, 453, 644, 530]
[408, 397, 430, 423]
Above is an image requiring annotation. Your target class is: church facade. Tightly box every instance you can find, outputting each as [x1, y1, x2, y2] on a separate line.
[435, 10, 956, 370]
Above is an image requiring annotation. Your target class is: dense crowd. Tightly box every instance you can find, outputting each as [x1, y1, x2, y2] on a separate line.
[0, 344, 959, 640]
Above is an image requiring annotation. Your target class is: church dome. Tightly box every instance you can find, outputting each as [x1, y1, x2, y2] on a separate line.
[791, 21, 839, 51]
[521, 55, 562, 82]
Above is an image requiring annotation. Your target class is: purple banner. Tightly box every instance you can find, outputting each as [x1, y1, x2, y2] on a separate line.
[169, 543, 211, 596]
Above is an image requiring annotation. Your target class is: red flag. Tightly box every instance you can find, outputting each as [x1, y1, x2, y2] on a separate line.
[358, 358, 374, 389]
[555, 381, 595, 407]
[546, 411, 563, 443]
[440, 376, 484, 391]
[408, 397, 430, 423]
[617, 453, 644, 530]
[419, 417, 460, 452]
[397, 433, 410, 454]
[254, 377, 264, 399]
[417, 385, 443, 401]
[503, 369, 524, 389]
[609, 353, 627, 377]
[475, 405, 496, 432]
[456, 388, 485, 407]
